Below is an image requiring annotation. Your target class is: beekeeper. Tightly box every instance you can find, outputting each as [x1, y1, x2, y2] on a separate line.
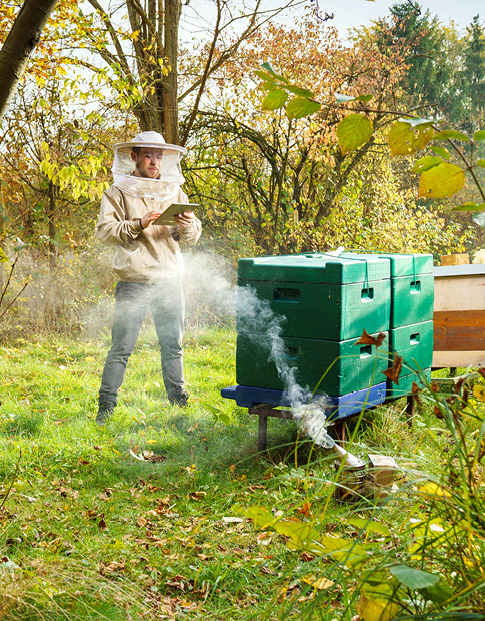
[94, 131, 201, 425]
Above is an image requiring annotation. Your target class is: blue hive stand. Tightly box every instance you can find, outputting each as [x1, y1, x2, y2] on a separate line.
[221, 383, 416, 451]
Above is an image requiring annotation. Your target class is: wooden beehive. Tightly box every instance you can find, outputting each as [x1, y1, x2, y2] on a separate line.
[433, 264, 485, 368]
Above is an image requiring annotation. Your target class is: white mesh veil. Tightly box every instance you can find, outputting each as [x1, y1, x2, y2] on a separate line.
[111, 131, 187, 201]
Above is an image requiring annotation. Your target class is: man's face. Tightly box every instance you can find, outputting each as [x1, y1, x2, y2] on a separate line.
[131, 147, 164, 179]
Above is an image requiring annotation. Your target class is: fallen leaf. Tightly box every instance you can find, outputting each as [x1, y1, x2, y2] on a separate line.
[85, 509, 98, 520]
[100, 560, 125, 575]
[411, 382, 422, 404]
[382, 354, 403, 384]
[297, 501, 312, 517]
[355, 330, 376, 346]
[222, 516, 244, 524]
[188, 491, 206, 501]
[257, 532, 273, 546]
[454, 377, 465, 395]
[473, 384, 485, 402]
[303, 575, 334, 590]
[356, 593, 399, 621]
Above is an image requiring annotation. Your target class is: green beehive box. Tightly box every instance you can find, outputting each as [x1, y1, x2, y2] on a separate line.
[389, 273, 434, 326]
[341, 252, 434, 327]
[237, 279, 390, 341]
[237, 254, 391, 341]
[386, 368, 431, 400]
[389, 320, 434, 375]
[238, 253, 390, 284]
[236, 331, 389, 397]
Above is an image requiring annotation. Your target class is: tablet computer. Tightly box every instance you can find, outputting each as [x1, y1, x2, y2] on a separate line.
[152, 203, 198, 225]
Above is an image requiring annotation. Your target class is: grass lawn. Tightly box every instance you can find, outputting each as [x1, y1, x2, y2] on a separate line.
[1, 325, 484, 620]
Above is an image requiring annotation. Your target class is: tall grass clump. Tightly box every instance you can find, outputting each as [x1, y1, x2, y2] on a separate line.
[237, 370, 485, 620]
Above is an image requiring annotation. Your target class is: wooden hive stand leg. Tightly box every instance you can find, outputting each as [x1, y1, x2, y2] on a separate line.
[406, 395, 415, 427]
[258, 414, 268, 452]
[333, 420, 346, 444]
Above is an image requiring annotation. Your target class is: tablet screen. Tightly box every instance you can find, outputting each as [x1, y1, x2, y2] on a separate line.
[152, 203, 198, 225]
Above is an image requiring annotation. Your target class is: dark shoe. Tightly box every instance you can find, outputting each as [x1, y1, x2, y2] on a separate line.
[168, 394, 188, 407]
[96, 404, 115, 426]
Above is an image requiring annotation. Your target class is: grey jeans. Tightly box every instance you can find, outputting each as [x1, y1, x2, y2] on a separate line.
[98, 278, 186, 408]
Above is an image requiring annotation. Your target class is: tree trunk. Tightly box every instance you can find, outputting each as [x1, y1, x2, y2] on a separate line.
[163, 0, 181, 144]
[48, 181, 56, 268]
[0, 0, 59, 122]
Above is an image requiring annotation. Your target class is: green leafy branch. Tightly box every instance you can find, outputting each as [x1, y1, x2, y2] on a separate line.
[257, 62, 485, 228]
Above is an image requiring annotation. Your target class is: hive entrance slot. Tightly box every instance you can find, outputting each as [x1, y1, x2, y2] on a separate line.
[360, 345, 372, 358]
[410, 280, 421, 293]
[410, 332, 420, 345]
[285, 346, 298, 360]
[361, 287, 374, 301]
[274, 288, 300, 303]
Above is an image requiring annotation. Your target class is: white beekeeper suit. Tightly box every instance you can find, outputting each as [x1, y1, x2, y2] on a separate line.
[95, 131, 201, 423]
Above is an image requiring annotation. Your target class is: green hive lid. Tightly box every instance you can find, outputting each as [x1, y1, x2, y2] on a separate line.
[238, 253, 390, 284]
[340, 252, 433, 277]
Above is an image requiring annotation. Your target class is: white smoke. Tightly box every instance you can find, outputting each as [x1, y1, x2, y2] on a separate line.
[182, 254, 334, 448]
[237, 284, 335, 449]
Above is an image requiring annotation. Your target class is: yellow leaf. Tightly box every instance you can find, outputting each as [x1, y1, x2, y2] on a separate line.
[337, 114, 373, 154]
[418, 162, 465, 199]
[418, 482, 451, 498]
[473, 384, 485, 402]
[388, 121, 435, 156]
[356, 593, 400, 621]
[303, 575, 334, 590]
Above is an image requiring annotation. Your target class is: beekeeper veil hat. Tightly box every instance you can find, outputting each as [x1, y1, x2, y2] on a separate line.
[112, 131, 187, 199]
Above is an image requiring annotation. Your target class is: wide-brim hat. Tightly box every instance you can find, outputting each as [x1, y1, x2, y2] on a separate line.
[113, 131, 187, 156]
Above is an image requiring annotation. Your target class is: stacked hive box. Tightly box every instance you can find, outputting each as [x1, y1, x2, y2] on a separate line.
[236, 254, 391, 398]
[341, 253, 434, 398]
[236, 252, 434, 402]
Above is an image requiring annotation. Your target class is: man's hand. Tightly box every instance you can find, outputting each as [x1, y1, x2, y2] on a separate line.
[174, 211, 195, 227]
[140, 210, 163, 229]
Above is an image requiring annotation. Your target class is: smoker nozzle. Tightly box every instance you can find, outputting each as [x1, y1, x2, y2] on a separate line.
[332, 443, 365, 468]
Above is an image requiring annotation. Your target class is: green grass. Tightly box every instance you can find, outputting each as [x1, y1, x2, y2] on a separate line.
[1, 326, 485, 620]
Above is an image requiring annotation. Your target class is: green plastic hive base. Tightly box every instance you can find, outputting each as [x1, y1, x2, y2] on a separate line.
[236, 331, 390, 397]
[389, 321, 434, 375]
[237, 279, 390, 341]
[386, 368, 431, 400]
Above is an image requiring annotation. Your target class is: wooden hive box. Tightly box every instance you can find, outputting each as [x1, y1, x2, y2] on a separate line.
[433, 264, 485, 368]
